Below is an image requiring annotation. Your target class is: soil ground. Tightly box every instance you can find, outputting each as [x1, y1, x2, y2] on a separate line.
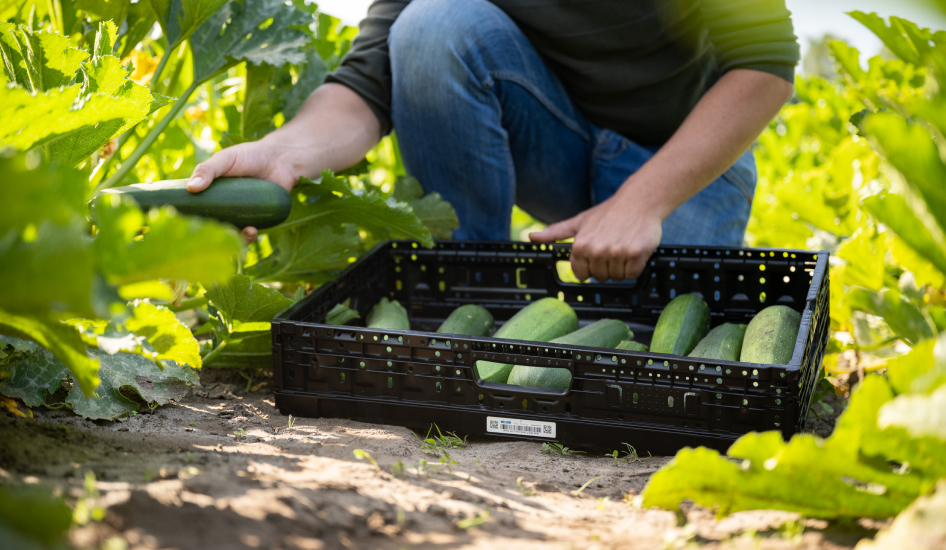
[0, 374, 876, 550]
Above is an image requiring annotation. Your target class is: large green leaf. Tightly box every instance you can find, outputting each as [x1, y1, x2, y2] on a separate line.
[641, 434, 918, 520]
[92, 196, 242, 286]
[281, 50, 328, 121]
[0, 152, 87, 236]
[0, 218, 95, 317]
[0, 311, 99, 395]
[0, 336, 68, 407]
[75, 0, 130, 25]
[48, 22, 169, 165]
[325, 303, 360, 326]
[857, 481, 946, 550]
[246, 224, 360, 282]
[188, 0, 310, 83]
[862, 114, 946, 237]
[241, 62, 276, 141]
[273, 171, 434, 248]
[65, 349, 198, 420]
[0, 22, 86, 92]
[643, 374, 937, 520]
[205, 274, 291, 334]
[84, 303, 202, 368]
[836, 228, 885, 291]
[863, 192, 946, 282]
[845, 286, 936, 345]
[849, 11, 943, 67]
[0, 85, 140, 152]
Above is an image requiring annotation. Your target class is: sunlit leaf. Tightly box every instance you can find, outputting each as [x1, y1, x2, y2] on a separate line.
[92, 195, 242, 286]
[274, 170, 434, 248]
[247, 224, 360, 282]
[150, 0, 230, 49]
[846, 286, 936, 345]
[65, 349, 198, 420]
[0, 336, 68, 407]
[205, 274, 291, 334]
[188, 0, 310, 82]
[0, 22, 87, 92]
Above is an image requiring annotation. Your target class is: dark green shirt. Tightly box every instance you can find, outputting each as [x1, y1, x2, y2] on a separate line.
[327, 0, 800, 146]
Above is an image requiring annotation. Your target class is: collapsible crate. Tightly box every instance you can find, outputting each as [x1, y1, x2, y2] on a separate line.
[273, 241, 829, 455]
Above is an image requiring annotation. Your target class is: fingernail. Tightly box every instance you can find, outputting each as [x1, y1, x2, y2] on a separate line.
[187, 177, 204, 191]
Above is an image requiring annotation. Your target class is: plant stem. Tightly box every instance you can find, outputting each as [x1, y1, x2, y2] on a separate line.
[168, 296, 210, 312]
[201, 338, 229, 366]
[96, 80, 201, 192]
[150, 47, 172, 91]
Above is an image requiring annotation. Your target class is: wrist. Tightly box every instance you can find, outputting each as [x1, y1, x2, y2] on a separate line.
[613, 175, 676, 221]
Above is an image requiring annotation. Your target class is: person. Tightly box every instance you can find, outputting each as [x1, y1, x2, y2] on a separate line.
[187, 0, 799, 282]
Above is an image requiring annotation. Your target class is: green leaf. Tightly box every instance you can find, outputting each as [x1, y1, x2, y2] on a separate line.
[864, 193, 946, 281]
[281, 51, 328, 121]
[150, 0, 230, 49]
[848, 12, 938, 67]
[0, 485, 72, 548]
[92, 195, 242, 286]
[0, 218, 95, 318]
[836, 229, 885, 290]
[118, 0, 157, 59]
[392, 175, 425, 203]
[641, 434, 917, 520]
[326, 303, 360, 326]
[879, 385, 946, 440]
[203, 332, 271, 368]
[66, 349, 198, 420]
[205, 274, 291, 333]
[862, 114, 946, 238]
[0, 336, 68, 406]
[0, 311, 99, 395]
[845, 286, 936, 345]
[857, 481, 946, 550]
[0, 85, 141, 152]
[188, 0, 310, 83]
[829, 40, 864, 80]
[241, 62, 276, 141]
[75, 0, 130, 26]
[115, 303, 202, 368]
[0, 152, 88, 236]
[274, 171, 434, 248]
[246, 224, 360, 282]
[885, 336, 946, 396]
[0, 22, 87, 92]
[410, 191, 459, 241]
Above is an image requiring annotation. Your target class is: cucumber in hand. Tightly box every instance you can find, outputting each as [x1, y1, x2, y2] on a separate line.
[95, 177, 292, 229]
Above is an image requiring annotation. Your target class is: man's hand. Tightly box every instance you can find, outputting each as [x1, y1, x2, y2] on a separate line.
[530, 192, 662, 282]
[188, 140, 300, 242]
[531, 69, 793, 280]
[185, 83, 382, 242]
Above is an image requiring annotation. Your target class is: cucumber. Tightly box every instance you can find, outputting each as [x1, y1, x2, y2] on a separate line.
[617, 340, 648, 352]
[740, 305, 801, 365]
[367, 298, 410, 330]
[650, 294, 710, 356]
[437, 305, 494, 337]
[97, 177, 292, 229]
[475, 298, 577, 383]
[688, 323, 747, 361]
[506, 319, 631, 389]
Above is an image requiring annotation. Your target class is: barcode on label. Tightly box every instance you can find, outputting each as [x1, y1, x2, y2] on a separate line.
[486, 416, 556, 438]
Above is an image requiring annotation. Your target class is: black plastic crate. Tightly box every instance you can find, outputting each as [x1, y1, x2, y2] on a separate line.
[273, 241, 829, 455]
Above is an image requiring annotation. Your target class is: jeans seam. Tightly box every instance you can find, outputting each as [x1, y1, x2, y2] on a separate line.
[488, 70, 591, 142]
[722, 163, 755, 204]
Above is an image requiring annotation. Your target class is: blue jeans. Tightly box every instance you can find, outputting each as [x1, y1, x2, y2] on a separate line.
[388, 0, 757, 245]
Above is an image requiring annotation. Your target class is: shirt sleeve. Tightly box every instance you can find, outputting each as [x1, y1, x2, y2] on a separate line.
[324, 0, 411, 136]
[699, 0, 801, 82]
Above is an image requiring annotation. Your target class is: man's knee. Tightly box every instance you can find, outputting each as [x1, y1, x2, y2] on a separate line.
[389, 0, 517, 79]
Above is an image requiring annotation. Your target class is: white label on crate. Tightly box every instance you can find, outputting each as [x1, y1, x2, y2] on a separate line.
[486, 416, 556, 438]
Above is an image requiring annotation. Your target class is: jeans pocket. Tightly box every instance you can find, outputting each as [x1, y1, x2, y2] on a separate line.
[593, 129, 630, 160]
[721, 149, 758, 203]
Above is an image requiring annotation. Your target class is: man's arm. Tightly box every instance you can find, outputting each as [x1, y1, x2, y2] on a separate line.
[187, 83, 381, 240]
[530, 69, 794, 282]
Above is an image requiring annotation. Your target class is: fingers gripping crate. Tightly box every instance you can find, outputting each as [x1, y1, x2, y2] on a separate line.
[273, 241, 829, 455]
